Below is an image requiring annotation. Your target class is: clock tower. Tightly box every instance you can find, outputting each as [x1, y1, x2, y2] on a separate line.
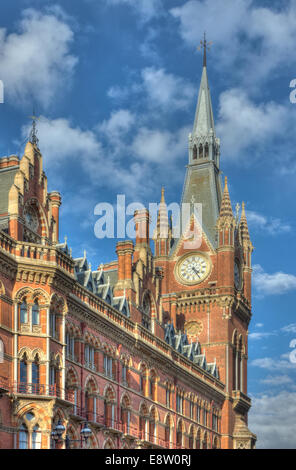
[154, 43, 256, 449]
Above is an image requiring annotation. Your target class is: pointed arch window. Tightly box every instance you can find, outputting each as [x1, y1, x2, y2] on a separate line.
[19, 424, 28, 449]
[20, 301, 28, 324]
[199, 144, 203, 158]
[32, 301, 40, 325]
[205, 142, 209, 158]
[32, 425, 41, 449]
[32, 355, 40, 393]
[193, 145, 197, 160]
[20, 354, 28, 390]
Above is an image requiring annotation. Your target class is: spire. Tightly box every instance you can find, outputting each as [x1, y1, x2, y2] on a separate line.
[193, 34, 215, 139]
[156, 187, 169, 238]
[29, 109, 39, 146]
[240, 202, 250, 241]
[219, 177, 233, 218]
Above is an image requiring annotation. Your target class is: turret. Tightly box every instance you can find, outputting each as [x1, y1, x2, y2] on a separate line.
[239, 202, 254, 303]
[154, 188, 172, 257]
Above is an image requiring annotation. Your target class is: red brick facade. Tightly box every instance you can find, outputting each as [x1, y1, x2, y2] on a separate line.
[0, 63, 256, 449]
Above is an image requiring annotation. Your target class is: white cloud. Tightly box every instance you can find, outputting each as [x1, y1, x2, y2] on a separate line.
[281, 324, 296, 334]
[249, 332, 276, 341]
[255, 323, 264, 328]
[250, 355, 296, 371]
[104, 0, 162, 23]
[141, 67, 195, 111]
[253, 264, 296, 296]
[260, 375, 293, 386]
[98, 109, 136, 143]
[246, 210, 292, 236]
[170, 0, 296, 83]
[216, 89, 289, 159]
[131, 126, 189, 163]
[0, 8, 77, 108]
[249, 391, 296, 448]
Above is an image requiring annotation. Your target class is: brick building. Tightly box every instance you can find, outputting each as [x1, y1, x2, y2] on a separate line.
[0, 50, 256, 449]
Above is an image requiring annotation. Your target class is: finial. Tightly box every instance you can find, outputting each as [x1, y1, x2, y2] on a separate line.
[161, 186, 165, 203]
[197, 32, 213, 67]
[64, 235, 68, 244]
[28, 108, 39, 146]
[83, 249, 87, 258]
[224, 176, 228, 187]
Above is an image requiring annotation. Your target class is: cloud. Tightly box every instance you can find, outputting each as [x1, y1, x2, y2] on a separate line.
[0, 8, 77, 108]
[131, 126, 190, 163]
[249, 391, 296, 448]
[281, 324, 296, 334]
[253, 264, 296, 296]
[250, 355, 296, 371]
[255, 323, 264, 328]
[246, 210, 292, 236]
[249, 332, 276, 341]
[260, 375, 294, 386]
[104, 0, 163, 23]
[141, 67, 195, 111]
[108, 67, 195, 113]
[216, 89, 289, 160]
[170, 0, 296, 83]
[98, 109, 136, 144]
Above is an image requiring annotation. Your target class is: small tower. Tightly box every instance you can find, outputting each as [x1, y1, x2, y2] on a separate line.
[216, 177, 236, 287]
[239, 202, 254, 303]
[154, 188, 172, 257]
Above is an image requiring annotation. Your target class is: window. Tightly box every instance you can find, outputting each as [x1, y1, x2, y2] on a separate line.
[20, 356, 28, 385]
[166, 388, 171, 408]
[104, 354, 113, 378]
[190, 401, 194, 419]
[20, 301, 28, 324]
[32, 301, 39, 325]
[19, 424, 28, 449]
[122, 364, 128, 384]
[212, 413, 219, 432]
[176, 392, 183, 414]
[0, 338, 4, 363]
[203, 409, 208, 427]
[50, 313, 57, 339]
[32, 425, 41, 449]
[49, 366, 56, 386]
[196, 404, 200, 423]
[193, 145, 197, 160]
[32, 357, 39, 391]
[66, 333, 75, 358]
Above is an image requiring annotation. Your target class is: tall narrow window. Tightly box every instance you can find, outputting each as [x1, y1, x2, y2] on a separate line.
[20, 356, 28, 389]
[32, 301, 39, 325]
[205, 142, 209, 158]
[20, 301, 28, 324]
[32, 357, 40, 393]
[193, 145, 197, 160]
[199, 144, 203, 158]
[32, 425, 41, 449]
[19, 424, 28, 449]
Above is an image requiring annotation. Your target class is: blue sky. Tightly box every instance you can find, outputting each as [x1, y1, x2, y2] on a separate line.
[1, 0, 296, 448]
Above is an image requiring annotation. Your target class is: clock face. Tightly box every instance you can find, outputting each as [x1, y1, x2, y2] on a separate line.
[234, 261, 241, 289]
[24, 206, 39, 232]
[177, 254, 209, 284]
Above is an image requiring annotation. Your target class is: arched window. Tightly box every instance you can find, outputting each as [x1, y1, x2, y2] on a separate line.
[176, 421, 183, 448]
[164, 415, 172, 449]
[32, 355, 40, 393]
[139, 404, 149, 441]
[199, 144, 203, 158]
[149, 370, 157, 401]
[196, 429, 201, 449]
[205, 142, 209, 158]
[193, 145, 197, 160]
[189, 427, 194, 449]
[0, 338, 4, 363]
[20, 354, 28, 391]
[32, 301, 40, 325]
[32, 425, 41, 449]
[20, 301, 28, 324]
[19, 424, 28, 449]
[104, 387, 115, 428]
[121, 395, 131, 435]
[149, 407, 157, 444]
[139, 364, 147, 395]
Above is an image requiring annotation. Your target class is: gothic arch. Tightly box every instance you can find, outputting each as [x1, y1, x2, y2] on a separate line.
[103, 438, 115, 449]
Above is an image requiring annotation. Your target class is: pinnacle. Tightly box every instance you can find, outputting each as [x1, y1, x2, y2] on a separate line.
[219, 176, 233, 218]
[240, 201, 250, 240]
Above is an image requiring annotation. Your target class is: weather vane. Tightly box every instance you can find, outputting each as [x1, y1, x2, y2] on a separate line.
[28, 107, 39, 146]
[197, 32, 213, 67]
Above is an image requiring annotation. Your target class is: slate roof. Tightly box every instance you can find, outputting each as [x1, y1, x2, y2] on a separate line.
[164, 323, 219, 379]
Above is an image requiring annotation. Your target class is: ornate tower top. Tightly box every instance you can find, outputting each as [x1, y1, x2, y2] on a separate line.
[28, 110, 39, 147]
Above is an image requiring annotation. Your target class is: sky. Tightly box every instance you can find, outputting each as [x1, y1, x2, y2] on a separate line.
[0, 0, 296, 449]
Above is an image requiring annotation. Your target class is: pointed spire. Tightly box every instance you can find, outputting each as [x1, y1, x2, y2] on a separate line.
[156, 187, 169, 238]
[240, 202, 250, 241]
[29, 108, 39, 146]
[193, 34, 215, 139]
[160, 186, 165, 203]
[219, 177, 233, 218]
